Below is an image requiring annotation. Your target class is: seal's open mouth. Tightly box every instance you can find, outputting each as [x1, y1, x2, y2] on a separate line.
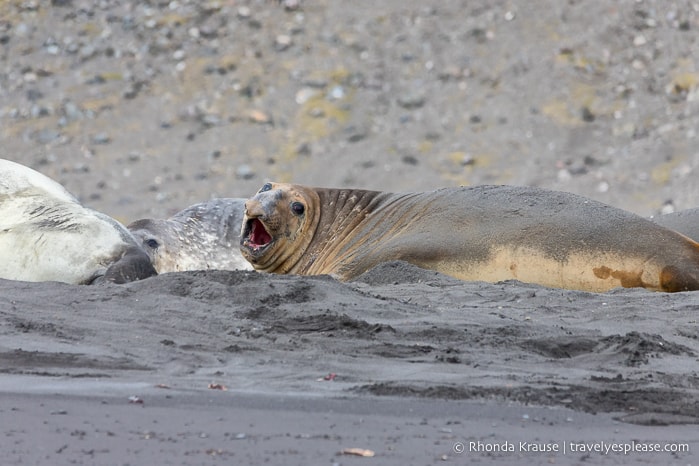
[242, 218, 273, 253]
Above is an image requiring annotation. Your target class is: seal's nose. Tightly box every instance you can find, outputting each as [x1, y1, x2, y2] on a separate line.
[245, 188, 284, 218]
[244, 198, 265, 218]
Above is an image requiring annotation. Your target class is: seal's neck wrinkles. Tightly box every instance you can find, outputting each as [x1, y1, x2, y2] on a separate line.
[317, 188, 386, 227]
[299, 188, 403, 276]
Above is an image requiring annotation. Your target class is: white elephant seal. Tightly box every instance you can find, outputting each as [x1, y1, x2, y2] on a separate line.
[127, 198, 252, 273]
[652, 208, 699, 243]
[240, 182, 699, 293]
[0, 159, 156, 284]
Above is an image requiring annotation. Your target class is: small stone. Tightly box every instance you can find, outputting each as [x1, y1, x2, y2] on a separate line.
[275, 34, 292, 51]
[308, 107, 325, 118]
[345, 125, 368, 143]
[397, 93, 425, 109]
[660, 202, 675, 215]
[295, 87, 318, 104]
[26, 89, 43, 101]
[34, 129, 62, 144]
[460, 154, 475, 166]
[581, 106, 595, 122]
[200, 114, 221, 127]
[247, 109, 272, 124]
[402, 155, 418, 165]
[237, 6, 251, 18]
[30, 105, 51, 118]
[122, 81, 145, 100]
[282, 0, 301, 11]
[302, 78, 328, 89]
[79, 45, 96, 60]
[296, 142, 311, 156]
[633, 35, 647, 46]
[63, 102, 83, 121]
[236, 164, 255, 180]
[328, 85, 345, 100]
[91, 132, 111, 145]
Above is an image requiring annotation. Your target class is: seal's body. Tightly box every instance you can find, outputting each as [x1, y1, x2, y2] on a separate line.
[0, 159, 155, 284]
[128, 198, 252, 273]
[652, 208, 699, 243]
[240, 182, 699, 292]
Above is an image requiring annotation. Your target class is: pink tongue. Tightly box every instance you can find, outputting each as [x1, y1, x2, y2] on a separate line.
[251, 219, 272, 246]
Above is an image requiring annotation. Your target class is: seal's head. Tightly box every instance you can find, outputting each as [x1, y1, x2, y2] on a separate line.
[127, 218, 174, 271]
[127, 199, 252, 274]
[240, 182, 320, 273]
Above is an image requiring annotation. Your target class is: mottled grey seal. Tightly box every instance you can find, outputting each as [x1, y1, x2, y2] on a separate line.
[240, 182, 699, 292]
[0, 159, 156, 284]
[127, 198, 252, 273]
[651, 208, 699, 243]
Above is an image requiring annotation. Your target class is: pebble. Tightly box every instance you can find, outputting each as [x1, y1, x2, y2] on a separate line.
[275, 34, 292, 51]
[345, 125, 369, 143]
[237, 6, 251, 19]
[200, 114, 222, 127]
[302, 78, 328, 89]
[62, 101, 83, 121]
[91, 132, 111, 145]
[247, 109, 272, 124]
[236, 164, 255, 180]
[295, 87, 318, 104]
[33, 129, 61, 144]
[328, 85, 345, 100]
[397, 93, 426, 109]
[633, 35, 647, 46]
[282, 0, 301, 11]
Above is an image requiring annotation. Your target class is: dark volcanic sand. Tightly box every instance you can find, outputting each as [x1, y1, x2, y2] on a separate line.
[2, 0, 699, 464]
[1, 263, 698, 465]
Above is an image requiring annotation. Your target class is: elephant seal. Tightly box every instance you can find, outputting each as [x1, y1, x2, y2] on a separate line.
[651, 208, 699, 243]
[128, 198, 252, 273]
[240, 182, 699, 292]
[0, 159, 156, 284]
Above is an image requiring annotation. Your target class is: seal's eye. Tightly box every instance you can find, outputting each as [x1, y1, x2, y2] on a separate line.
[259, 183, 272, 193]
[145, 238, 160, 249]
[291, 201, 305, 216]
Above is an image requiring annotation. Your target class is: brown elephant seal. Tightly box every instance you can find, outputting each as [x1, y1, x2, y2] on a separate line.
[0, 159, 156, 284]
[651, 208, 699, 243]
[240, 182, 699, 292]
[128, 198, 252, 273]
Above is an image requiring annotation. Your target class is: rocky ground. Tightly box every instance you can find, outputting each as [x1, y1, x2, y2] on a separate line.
[2, 0, 698, 224]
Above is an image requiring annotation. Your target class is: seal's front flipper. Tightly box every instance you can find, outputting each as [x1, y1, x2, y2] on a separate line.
[99, 246, 158, 284]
